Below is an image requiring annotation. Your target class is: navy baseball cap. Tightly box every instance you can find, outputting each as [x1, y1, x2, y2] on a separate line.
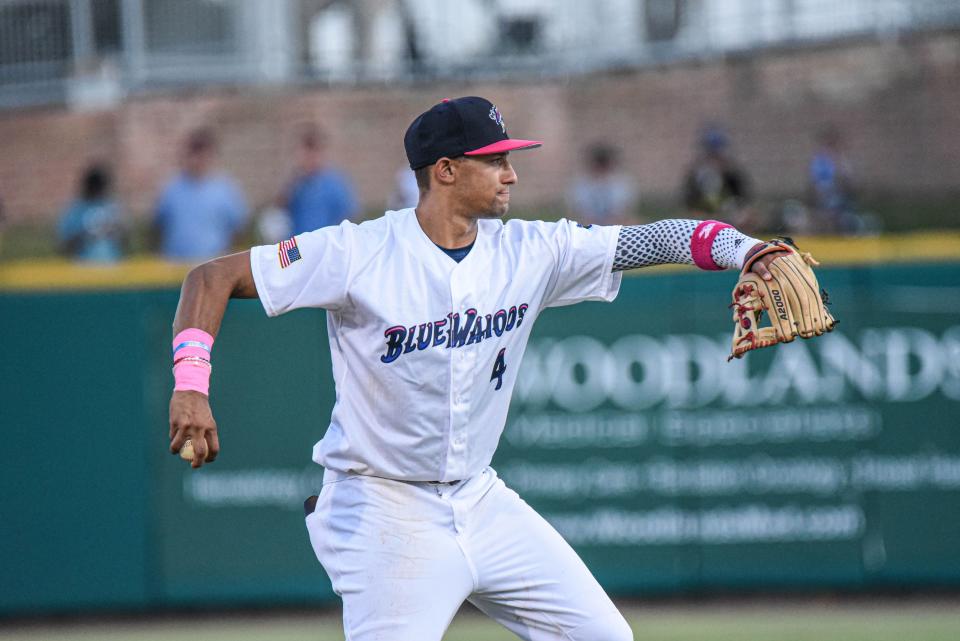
[404, 96, 542, 170]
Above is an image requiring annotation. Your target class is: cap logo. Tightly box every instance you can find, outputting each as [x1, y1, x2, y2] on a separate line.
[489, 105, 506, 134]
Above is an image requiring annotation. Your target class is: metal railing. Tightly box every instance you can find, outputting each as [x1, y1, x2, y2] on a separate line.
[2, 0, 959, 110]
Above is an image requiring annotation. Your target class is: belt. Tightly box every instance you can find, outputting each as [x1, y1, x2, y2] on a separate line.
[305, 476, 462, 515]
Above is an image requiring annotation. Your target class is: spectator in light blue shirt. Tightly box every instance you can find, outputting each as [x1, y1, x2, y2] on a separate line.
[809, 124, 858, 233]
[282, 126, 358, 234]
[152, 128, 248, 261]
[58, 163, 126, 263]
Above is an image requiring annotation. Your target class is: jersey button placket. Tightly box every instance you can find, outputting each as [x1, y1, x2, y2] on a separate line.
[446, 288, 471, 478]
[451, 296, 475, 477]
[452, 389, 468, 436]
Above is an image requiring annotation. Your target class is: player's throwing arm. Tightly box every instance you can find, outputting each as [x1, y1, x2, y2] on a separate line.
[168, 251, 259, 468]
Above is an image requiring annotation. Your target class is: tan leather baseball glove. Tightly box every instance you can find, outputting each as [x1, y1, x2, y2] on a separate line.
[728, 238, 836, 360]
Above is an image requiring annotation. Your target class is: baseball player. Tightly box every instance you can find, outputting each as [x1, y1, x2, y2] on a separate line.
[168, 96, 787, 640]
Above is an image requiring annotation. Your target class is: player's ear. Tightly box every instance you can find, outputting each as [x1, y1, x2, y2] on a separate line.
[434, 157, 458, 186]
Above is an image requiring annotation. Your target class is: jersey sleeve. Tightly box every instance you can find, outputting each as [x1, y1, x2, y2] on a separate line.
[542, 219, 623, 308]
[249, 223, 352, 317]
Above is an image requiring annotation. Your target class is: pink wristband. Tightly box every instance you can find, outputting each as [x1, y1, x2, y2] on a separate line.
[691, 220, 733, 271]
[172, 329, 214, 395]
[173, 328, 214, 354]
[173, 360, 212, 395]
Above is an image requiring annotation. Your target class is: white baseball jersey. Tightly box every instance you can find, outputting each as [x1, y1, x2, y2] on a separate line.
[250, 208, 621, 482]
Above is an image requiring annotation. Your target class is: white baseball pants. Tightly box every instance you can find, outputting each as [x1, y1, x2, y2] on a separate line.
[305, 467, 632, 641]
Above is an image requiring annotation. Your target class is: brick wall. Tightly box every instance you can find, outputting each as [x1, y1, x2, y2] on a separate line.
[1, 30, 958, 224]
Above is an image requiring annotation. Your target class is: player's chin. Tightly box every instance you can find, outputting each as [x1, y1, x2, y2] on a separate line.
[481, 200, 510, 218]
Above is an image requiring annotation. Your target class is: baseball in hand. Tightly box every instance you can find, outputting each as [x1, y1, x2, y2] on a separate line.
[179, 439, 195, 461]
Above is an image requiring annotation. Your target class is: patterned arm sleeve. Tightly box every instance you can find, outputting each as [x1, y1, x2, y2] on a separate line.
[612, 219, 760, 272]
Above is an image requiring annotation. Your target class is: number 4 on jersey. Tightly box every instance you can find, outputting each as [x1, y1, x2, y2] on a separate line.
[490, 348, 507, 390]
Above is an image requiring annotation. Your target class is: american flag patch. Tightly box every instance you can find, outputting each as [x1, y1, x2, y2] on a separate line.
[278, 236, 302, 268]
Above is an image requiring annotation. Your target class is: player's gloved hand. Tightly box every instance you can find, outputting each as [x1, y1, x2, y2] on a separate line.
[169, 390, 220, 469]
[728, 237, 837, 360]
[743, 241, 788, 281]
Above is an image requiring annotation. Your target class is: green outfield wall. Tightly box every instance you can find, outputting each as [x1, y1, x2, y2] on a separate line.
[2, 262, 959, 615]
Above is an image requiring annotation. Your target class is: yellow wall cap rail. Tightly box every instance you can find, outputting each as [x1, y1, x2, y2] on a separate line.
[1, 231, 959, 292]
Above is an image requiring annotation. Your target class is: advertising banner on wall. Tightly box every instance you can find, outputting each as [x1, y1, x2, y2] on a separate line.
[150, 263, 960, 601]
[495, 264, 960, 591]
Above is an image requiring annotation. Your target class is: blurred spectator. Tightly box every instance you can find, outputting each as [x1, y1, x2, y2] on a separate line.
[682, 125, 757, 231]
[57, 164, 126, 263]
[777, 199, 815, 236]
[567, 144, 638, 226]
[387, 166, 419, 211]
[254, 205, 293, 245]
[152, 128, 248, 261]
[282, 126, 358, 234]
[0, 192, 5, 255]
[808, 124, 864, 234]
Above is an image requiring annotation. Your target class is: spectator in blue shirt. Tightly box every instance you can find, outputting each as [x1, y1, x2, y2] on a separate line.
[152, 128, 248, 261]
[0, 191, 7, 256]
[58, 163, 126, 263]
[809, 125, 858, 233]
[282, 126, 358, 234]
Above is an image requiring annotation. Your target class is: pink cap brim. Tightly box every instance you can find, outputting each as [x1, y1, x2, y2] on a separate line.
[464, 139, 543, 156]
